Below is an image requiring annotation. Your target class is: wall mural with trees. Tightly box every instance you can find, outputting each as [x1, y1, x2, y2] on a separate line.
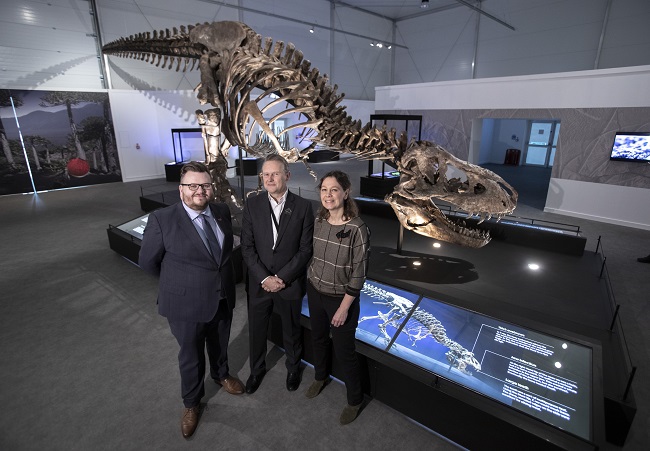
[0, 90, 121, 195]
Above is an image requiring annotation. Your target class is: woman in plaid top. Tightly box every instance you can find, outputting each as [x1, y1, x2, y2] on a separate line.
[305, 170, 369, 425]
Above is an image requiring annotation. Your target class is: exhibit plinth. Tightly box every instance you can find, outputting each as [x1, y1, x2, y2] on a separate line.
[359, 175, 399, 199]
[236, 157, 261, 175]
[269, 272, 604, 450]
[355, 196, 587, 255]
[107, 212, 244, 283]
[266, 204, 632, 449]
[307, 149, 340, 163]
[164, 162, 184, 182]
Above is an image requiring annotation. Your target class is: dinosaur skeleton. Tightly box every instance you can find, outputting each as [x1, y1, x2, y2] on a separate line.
[359, 284, 481, 375]
[103, 21, 517, 247]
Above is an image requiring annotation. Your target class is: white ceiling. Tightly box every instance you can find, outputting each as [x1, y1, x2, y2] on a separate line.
[1, 0, 649, 101]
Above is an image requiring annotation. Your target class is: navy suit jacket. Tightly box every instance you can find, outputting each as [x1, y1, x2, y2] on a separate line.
[241, 190, 314, 300]
[139, 201, 236, 322]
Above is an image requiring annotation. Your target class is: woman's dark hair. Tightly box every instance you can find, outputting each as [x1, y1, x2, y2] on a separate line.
[316, 170, 359, 221]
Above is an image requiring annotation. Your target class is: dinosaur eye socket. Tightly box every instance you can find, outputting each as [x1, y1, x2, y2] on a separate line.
[474, 183, 486, 194]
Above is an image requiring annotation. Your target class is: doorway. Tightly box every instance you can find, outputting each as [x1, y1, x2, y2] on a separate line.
[524, 121, 560, 167]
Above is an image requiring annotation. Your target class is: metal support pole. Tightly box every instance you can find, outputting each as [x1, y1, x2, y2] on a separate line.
[397, 224, 404, 254]
[599, 256, 607, 279]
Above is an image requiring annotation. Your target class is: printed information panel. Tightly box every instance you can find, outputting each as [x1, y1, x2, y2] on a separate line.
[303, 279, 592, 440]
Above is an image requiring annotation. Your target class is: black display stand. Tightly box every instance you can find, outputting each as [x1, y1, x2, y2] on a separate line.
[308, 149, 340, 163]
[359, 114, 422, 199]
[107, 213, 244, 283]
[166, 128, 203, 182]
[268, 274, 603, 451]
[236, 157, 262, 176]
[164, 162, 184, 182]
[355, 196, 587, 256]
[359, 175, 399, 199]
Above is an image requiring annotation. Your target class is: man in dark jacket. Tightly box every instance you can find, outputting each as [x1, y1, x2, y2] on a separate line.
[241, 154, 314, 394]
[139, 161, 244, 438]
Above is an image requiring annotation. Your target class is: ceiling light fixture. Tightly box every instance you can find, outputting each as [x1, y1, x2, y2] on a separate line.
[309, 26, 314, 34]
[376, 43, 383, 48]
[421, 0, 429, 9]
[370, 42, 375, 46]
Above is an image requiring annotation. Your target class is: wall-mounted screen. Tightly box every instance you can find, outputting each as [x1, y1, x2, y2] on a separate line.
[610, 132, 650, 162]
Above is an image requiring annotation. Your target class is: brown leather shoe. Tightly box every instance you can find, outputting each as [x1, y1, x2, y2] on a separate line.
[181, 406, 200, 438]
[216, 376, 245, 395]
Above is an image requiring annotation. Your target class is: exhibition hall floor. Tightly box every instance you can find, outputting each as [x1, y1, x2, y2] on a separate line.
[0, 156, 648, 450]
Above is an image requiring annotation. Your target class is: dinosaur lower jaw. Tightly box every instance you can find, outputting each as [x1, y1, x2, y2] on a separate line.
[385, 193, 491, 248]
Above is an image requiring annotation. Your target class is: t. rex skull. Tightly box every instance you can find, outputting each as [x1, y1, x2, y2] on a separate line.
[387, 142, 517, 248]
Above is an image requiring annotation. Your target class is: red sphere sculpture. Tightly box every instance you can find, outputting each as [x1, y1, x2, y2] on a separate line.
[67, 158, 90, 177]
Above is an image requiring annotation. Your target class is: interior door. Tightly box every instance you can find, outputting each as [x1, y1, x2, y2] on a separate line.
[525, 121, 560, 167]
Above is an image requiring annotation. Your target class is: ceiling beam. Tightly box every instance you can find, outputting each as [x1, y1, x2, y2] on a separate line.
[453, 0, 515, 31]
[194, 0, 407, 48]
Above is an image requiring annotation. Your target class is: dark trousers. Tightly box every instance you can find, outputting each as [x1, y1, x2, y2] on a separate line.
[248, 292, 303, 374]
[307, 282, 362, 406]
[168, 299, 232, 408]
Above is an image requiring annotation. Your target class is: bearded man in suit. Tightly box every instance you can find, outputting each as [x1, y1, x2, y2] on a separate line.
[139, 161, 244, 439]
[241, 154, 314, 394]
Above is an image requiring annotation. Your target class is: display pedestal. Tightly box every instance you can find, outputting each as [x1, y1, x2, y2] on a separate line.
[107, 213, 244, 283]
[359, 175, 399, 198]
[355, 196, 587, 255]
[164, 162, 184, 182]
[268, 274, 603, 450]
[308, 150, 340, 163]
[236, 157, 262, 176]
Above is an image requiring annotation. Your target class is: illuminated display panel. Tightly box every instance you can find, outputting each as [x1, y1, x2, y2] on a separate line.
[302, 279, 592, 440]
[610, 132, 650, 162]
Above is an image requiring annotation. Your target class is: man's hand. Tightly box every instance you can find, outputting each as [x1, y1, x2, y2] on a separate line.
[262, 275, 285, 293]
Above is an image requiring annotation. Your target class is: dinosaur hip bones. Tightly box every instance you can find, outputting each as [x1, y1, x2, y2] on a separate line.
[103, 21, 517, 248]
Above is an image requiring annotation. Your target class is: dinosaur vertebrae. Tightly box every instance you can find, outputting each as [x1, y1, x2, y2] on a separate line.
[360, 284, 481, 375]
[102, 25, 204, 71]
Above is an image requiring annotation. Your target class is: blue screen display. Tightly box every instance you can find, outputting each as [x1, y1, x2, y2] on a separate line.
[610, 132, 650, 162]
[302, 279, 592, 440]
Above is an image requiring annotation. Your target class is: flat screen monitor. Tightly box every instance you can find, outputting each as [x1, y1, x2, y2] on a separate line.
[609, 132, 650, 162]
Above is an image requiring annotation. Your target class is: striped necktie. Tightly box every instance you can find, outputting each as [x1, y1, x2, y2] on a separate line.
[199, 213, 221, 263]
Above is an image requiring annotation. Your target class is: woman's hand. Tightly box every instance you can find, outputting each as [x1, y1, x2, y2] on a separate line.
[331, 306, 349, 327]
[332, 293, 355, 327]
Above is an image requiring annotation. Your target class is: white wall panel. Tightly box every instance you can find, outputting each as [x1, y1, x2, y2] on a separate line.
[376, 65, 650, 110]
[546, 178, 650, 230]
[375, 66, 650, 229]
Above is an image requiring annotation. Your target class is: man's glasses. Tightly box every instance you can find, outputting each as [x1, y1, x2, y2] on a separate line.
[180, 183, 213, 191]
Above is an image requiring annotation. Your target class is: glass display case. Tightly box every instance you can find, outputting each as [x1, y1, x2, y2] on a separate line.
[107, 212, 243, 281]
[166, 128, 204, 181]
[359, 114, 422, 198]
[300, 277, 595, 446]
